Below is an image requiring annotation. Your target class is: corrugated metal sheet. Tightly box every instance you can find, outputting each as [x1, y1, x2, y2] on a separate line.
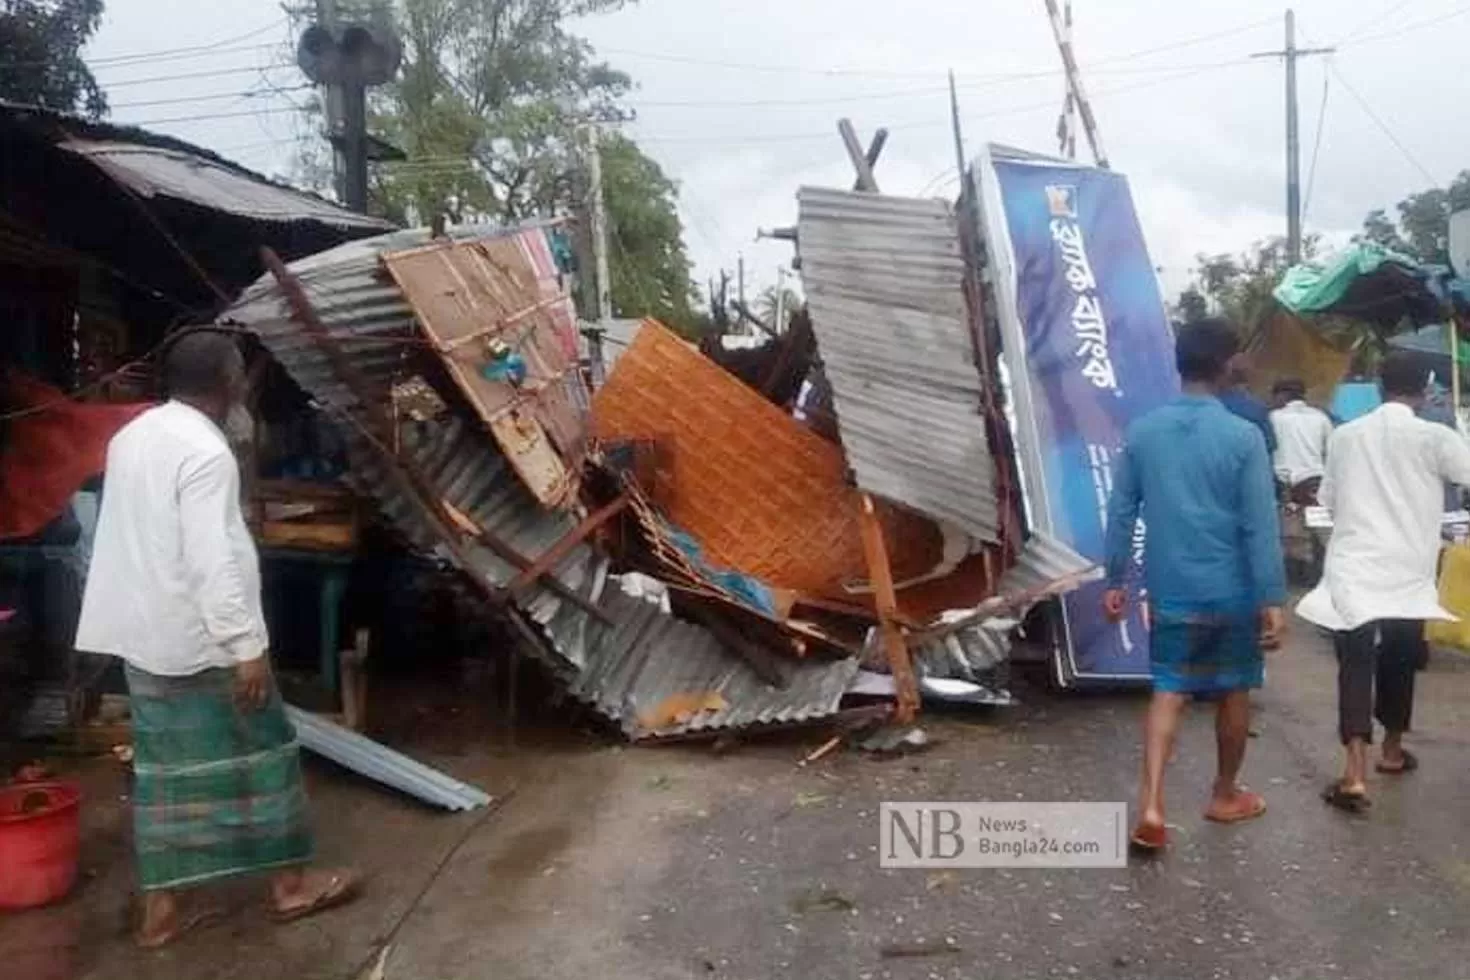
[227, 228, 860, 738]
[557, 589, 859, 739]
[997, 531, 1101, 594]
[911, 618, 1013, 684]
[797, 187, 998, 542]
[285, 706, 493, 810]
[61, 139, 394, 232]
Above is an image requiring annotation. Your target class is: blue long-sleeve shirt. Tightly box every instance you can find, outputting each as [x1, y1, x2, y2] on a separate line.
[1104, 395, 1286, 617]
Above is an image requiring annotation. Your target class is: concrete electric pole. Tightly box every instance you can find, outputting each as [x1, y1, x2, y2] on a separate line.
[1253, 9, 1334, 264]
[585, 123, 613, 383]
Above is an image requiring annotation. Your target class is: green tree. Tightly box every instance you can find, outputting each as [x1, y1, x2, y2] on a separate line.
[0, 0, 107, 117]
[1357, 170, 1470, 263]
[368, 0, 631, 224]
[1181, 235, 1317, 331]
[755, 282, 803, 330]
[344, 0, 699, 330]
[599, 132, 699, 332]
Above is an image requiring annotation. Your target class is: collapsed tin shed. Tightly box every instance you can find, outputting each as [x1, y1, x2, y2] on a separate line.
[225, 225, 862, 740]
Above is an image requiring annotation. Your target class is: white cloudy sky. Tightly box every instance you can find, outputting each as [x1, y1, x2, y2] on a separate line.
[87, 0, 1469, 298]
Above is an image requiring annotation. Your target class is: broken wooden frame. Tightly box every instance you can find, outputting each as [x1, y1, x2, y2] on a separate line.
[259, 246, 612, 630]
[381, 233, 589, 510]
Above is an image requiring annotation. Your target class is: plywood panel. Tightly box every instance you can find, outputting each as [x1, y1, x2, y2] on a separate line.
[592, 320, 947, 602]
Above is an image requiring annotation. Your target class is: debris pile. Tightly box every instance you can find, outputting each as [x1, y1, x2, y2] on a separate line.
[225, 174, 1100, 741]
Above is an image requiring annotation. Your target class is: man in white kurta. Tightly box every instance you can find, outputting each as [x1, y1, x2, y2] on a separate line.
[1297, 355, 1470, 809]
[75, 331, 356, 948]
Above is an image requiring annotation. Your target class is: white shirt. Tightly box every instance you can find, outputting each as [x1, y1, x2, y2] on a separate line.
[1270, 400, 1333, 485]
[76, 401, 268, 675]
[1297, 402, 1470, 631]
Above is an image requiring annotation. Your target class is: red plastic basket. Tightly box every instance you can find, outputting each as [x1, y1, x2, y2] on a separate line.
[0, 781, 82, 910]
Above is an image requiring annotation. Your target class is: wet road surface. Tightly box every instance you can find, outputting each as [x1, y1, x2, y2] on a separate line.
[6, 626, 1470, 980]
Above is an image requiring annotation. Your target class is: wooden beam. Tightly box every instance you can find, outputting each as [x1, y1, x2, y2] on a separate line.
[855, 493, 918, 722]
[852, 128, 889, 191]
[508, 495, 630, 594]
[442, 500, 614, 626]
[839, 119, 880, 193]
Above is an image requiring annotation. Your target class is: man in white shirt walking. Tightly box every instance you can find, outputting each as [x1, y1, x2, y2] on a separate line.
[1269, 378, 1333, 505]
[1297, 354, 1470, 812]
[76, 331, 357, 948]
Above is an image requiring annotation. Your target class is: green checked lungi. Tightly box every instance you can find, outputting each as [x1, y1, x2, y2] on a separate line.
[125, 665, 314, 891]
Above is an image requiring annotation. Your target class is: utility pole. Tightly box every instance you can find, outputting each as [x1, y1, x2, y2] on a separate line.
[773, 266, 787, 334]
[737, 254, 747, 335]
[1056, 0, 1078, 159]
[298, 10, 401, 215]
[585, 123, 612, 384]
[1041, 0, 1107, 167]
[314, 0, 345, 201]
[1253, 9, 1334, 264]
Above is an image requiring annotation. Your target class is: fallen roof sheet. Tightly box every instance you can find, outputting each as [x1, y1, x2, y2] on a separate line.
[62, 139, 394, 232]
[797, 187, 998, 542]
[286, 705, 493, 810]
[559, 588, 859, 740]
[998, 531, 1101, 594]
[229, 230, 861, 738]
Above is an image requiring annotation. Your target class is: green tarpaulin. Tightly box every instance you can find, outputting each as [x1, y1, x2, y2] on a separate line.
[1273, 243, 1441, 326]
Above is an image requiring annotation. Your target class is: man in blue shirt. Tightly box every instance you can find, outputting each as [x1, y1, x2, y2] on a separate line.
[1103, 318, 1287, 853]
[1219, 359, 1277, 456]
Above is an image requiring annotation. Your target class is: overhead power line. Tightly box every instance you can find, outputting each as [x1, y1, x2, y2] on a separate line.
[109, 85, 312, 111]
[598, 14, 1277, 80]
[86, 18, 288, 68]
[1328, 60, 1440, 187]
[1338, 0, 1423, 43]
[103, 63, 297, 89]
[1301, 67, 1331, 226]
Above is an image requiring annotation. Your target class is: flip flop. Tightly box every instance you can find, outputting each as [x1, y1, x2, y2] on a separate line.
[1376, 750, 1419, 775]
[136, 909, 224, 950]
[1129, 822, 1168, 854]
[1321, 783, 1371, 814]
[1204, 790, 1267, 824]
[269, 872, 360, 924]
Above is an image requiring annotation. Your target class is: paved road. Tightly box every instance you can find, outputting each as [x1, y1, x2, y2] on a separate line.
[11, 627, 1470, 980]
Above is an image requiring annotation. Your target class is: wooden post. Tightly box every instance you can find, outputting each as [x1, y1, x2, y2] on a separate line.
[838, 119, 880, 193]
[856, 494, 919, 723]
[339, 628, 369, 731]
[507, 495, 630, 595]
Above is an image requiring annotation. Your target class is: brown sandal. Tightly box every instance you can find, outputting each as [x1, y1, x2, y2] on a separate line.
[1129, 822, 1168, 854]
[269, 871, 360, 923]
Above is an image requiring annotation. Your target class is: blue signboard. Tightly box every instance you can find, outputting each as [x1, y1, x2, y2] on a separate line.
[978, 149, 1179, 685]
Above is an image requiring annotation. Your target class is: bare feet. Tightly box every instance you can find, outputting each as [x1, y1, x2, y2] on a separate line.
[135, 892, 222, 949]
[269, 867, 360, 922]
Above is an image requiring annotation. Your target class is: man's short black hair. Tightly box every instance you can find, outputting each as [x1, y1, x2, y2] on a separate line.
[1175, 317, 1240, 384]
[163, 330, 243, 400]
[1273, 377, 1307, 400]
[1380, 352, 1430, 399]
